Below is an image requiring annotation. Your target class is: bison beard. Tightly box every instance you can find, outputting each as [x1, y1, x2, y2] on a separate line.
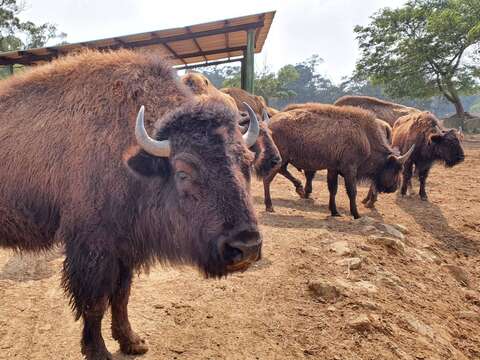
[0, 50, 261, 359]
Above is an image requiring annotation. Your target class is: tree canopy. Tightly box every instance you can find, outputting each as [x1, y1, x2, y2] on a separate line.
[354, 0, 480, 119]
[0, 0, 65, 52]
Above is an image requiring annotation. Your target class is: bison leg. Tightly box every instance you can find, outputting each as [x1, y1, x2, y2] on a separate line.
[63, 236, 120, 359]
[111, 263, 148, 355]
[401, 160, 414, 196]
[278, 163, 306, 198]
[263, 168, 279, 212]
[363, 184, 378, 208]
[304, 171, 316, 199]
[327, 169, 341, 217]
[418, 164, 432, 201]
[81, 296, 112, 360]
[344, 170, 360, 219]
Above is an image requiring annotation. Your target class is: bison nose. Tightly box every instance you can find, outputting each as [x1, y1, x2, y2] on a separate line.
[219, 228, 262, 271]
[271, 156, 281, 167]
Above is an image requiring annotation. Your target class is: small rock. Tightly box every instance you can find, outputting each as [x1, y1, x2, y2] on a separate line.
[349, 314, 373, 332]
[308, 279, 343, 302]
[464, 290, 480, 306]
[358, 216, 376, 225]
[442, 265, 471, 288]
[326, 305, 336, 312]
[358, 243, 373, 251]
[361, 225, 377, 234]
[329, 241, 354, 256]
[356, 300, 380, 310]
[457, 311, 480, 321]
[377, 271, 404, 290]
[379, 223, 405, 240]
[336, 257, 363, 270]
[392, 224, 409, 234]
[336, 279, 378, 294]
[368, 235, 405, 254]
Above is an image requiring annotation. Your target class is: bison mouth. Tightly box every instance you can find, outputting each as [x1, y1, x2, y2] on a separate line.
[204, 228, 262, 278]
[445, 155, 465, 167]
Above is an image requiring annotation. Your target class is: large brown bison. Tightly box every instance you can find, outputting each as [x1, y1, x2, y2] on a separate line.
[0, 50, 262, 359]
[264, 104, 414, 219]
[392, 111, 464, 200]
[181, 74, 281, 178]
[281, 103, 394, 208]
[334, 95, 420, 126]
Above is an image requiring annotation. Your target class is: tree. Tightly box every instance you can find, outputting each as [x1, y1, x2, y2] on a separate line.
[0, 0, 65, 52]
[219, 63, 299, 105]
[354, 0, 480, 122]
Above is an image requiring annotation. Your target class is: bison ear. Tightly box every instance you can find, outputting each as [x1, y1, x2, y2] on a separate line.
[123, 146, 170, 177]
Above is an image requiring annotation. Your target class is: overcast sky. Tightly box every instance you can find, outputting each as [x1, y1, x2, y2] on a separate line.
[22, 0, 405, 83]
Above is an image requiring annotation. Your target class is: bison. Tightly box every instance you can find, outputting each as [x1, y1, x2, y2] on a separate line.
[0, 50, 262, 359]
[280, 104, 395, 208]
[334, 95, 420, 126]
[180, 74, 281, 178]
[263, 104, 414, 219]
[392, 111, 464, 200]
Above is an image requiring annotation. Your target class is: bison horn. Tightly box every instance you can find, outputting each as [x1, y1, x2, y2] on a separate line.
[135, 106, 171, 157]
[263, 109, 271, 125]
[242, 102, 260, 148]
[396, 144, 415, 165]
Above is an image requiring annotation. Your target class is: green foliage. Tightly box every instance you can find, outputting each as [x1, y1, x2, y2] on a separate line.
[203, 62, 300, 104]
[471, 99, 480, 113]
[0, 0, 65, 52]
[354, 0, 480, 115]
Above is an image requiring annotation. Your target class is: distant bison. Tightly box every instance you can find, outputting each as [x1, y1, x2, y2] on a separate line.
[264, 104, 414, 219]
[334, 95, 420, 126]
[181, 75, 281, 178]
[0, 50, 262, 359]
[280, 103, 395, 208]
[392, 111, 464, 200]
[180, 72, 238, 110]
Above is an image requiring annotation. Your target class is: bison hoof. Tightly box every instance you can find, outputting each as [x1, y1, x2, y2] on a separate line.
[296, 187, 306, 199]
[330, 212, 341, 217]
[82, 348, 113, 360]
[420, 195, 428, 201]
[364, 201, 375, 209]
[361, 197, 369, 204]
[120, 336, 149, 355]
[266, 206, 275, 213]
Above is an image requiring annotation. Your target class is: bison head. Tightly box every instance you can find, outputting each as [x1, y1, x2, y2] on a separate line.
[374, 145, 415, 193]
[239, 109, 282, 178]
[428, 127, 465, 167]
[126, 99, 262, 277]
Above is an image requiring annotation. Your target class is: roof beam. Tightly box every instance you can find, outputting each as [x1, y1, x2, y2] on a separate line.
[174, 57, 243, 71]
[186, 26, 207, 63]
[176, 46, 245, 61]
[163, 42, 187, 65]
[224, 20, 230, 60]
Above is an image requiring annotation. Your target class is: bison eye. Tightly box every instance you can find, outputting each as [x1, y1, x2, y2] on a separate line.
[175, 171, 190, 182]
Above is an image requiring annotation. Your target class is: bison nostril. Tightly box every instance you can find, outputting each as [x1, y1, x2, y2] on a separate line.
[219, 229, 261, 265]
[271, 157, 281, 166]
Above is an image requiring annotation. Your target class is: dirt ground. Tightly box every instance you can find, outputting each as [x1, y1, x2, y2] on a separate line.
[1, 137, 479, 360]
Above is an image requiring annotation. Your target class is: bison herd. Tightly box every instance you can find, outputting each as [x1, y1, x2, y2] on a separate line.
[0, 50, 465, 359]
